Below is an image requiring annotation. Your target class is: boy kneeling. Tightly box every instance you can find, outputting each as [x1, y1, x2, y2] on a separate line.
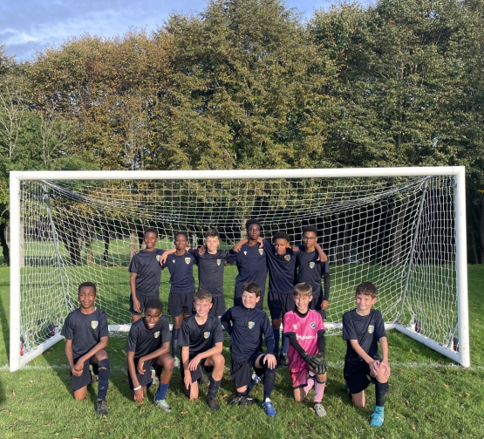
[179, 290, 225, 411]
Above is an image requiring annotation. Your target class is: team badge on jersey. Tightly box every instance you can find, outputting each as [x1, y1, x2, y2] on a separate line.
[293, 324, 298, 330]
[259, 249, 264, 255]
[216, 259, 221, 266]
[368, 325, 375, 334]
[243, 251, 247, 255]
[309, 262, 315, 269]
[310, 322, 316, 329]
[91, 321, 98, 329]
[156, 255, 161, 262]
[204, 331, 211, 339]
[154, 331, 160, 338]
[248, 321, 255, 329]
[185, 257, 191, 264]
[284, 255, 291, 261]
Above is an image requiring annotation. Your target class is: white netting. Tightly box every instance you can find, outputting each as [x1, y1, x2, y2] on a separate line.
[18, 175, 457, 357]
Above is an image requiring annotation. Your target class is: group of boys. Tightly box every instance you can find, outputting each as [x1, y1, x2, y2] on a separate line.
[61, 220, 390, 427]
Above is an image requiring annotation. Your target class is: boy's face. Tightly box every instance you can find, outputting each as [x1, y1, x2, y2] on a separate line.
[78, 286, 96, 310]
[194, 298, 212, 317]
[355, 293, 377, 315]
[247, 224, 260, 241]
[274, 238, 289, 255]
[205, 236, 220, 253]
[144, 307, 162, 329]
[294, 293, 312, 313]
[144, 231, 158, 250]
[175, 234, 188, 251]
[302, 231, 317, 250]
[241, 290, 260, 309]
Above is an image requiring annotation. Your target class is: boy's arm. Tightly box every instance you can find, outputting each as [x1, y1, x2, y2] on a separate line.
[181, 346, 192, 390]
[314, 243, 327, 262]
[379, 336, 391, 379]
[322, 263, 330, 311]
[220, 309, 232, 334]
[137, 341, 171, 370]
[127, 351, 144, 403]
[65, 339, 83, 377]
[160, 248, 175, 264]
[73, 336, 109, 373]
[233, 238, 248, 252]
[130, 272, 141, 313]
[348, 339, 379, 370]
[187, 342, 223, 371]
[261, 316, 276, 368]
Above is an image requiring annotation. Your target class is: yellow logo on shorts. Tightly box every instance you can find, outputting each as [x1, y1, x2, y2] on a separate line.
[91, 321, 98, 329]
[309, 262, 315, 269]
[154, 331, 160, 338]
[284, 255, 291, 261]
[259, 249, 264, 255]
[368, 325, 375, 334]
[204, 332, 210, 339]
[185, 257, 191, 264]
[216, 259, 221, 266]
[248, 321, 255, 329]
[156, 255, 161, 261]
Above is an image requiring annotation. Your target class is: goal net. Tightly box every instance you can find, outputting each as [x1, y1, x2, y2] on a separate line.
[9, 168, 469, 371]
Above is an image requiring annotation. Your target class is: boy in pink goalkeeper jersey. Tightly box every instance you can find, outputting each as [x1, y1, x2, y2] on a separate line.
[283, 282, 328, 417]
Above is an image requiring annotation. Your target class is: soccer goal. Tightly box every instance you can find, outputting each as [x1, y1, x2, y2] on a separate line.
[9, 167, 469, 371]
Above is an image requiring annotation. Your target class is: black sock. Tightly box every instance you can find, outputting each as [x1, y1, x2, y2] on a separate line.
[263, 364, 276, 401]
[97, 359, 110, 400]
[375, 381, 389, 406]
[207, 377, 221, 399]
[172, 328, 180, 357]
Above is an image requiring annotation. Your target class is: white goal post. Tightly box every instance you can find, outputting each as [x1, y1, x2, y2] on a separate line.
[9, 167, 469, 371]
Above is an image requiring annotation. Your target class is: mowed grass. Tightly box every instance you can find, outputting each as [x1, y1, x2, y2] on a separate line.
[0, 262, 484, 438]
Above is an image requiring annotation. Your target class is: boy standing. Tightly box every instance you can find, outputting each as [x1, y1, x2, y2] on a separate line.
[283, 283, 327, 417]
[343, 281, 391, 427]
[126, 299, 174, 412]
[129, 228, 165, 323]
[221, 282, 278, 417]
[61, 282, 110, 415]
[179, 290, 225, 410]
[296, 226, 330, 318]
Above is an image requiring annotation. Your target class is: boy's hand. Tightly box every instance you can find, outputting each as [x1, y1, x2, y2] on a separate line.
[134, 388, 144, 404]
[71, 361, 84, 377]
[132, 297, 141, 313]
[263, 354, 277, 369]
[198, 246, 206, 255]
[188, 355, 202, 371]
[291, 245, 299, 252]
[369, 359, 380, 377]
[159, 252, 169, 264]
[316, 250, 327, 262]
[257, 237, 264, 248]
[137, 358, 146, 375]
[380, 360, 391, 380]
[321, 300, 329, 311]
[184, 371, 192, 390]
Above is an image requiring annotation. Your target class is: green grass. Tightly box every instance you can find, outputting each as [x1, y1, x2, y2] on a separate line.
[1, 265, 484, 438]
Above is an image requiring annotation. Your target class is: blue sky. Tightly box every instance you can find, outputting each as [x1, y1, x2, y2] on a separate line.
[0, 0, 369, 62]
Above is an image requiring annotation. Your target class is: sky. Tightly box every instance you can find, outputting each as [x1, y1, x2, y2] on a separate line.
[0, 0, 369, 62]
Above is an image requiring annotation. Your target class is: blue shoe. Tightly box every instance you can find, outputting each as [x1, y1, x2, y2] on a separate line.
[251, 372, 261, 385]
[370, 406, 384, 427]
[262, 398, 277, 417]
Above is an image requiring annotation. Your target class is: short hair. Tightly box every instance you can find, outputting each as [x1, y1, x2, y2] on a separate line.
[356, 281, 377, 298]
[145, 299, 163, 313]
[273, 231, 290, 243]
[302, 226, 317, 235]
[242, 281, 261, 298]
[144, 227, 159, 237]
[294, 282, 312, 297]
[78, 282, 96, 296]
[175, 231, 188, 240]
[195, 290, 213, 302]
[205, 229, 219, 239]
[245, 219, 261, 230]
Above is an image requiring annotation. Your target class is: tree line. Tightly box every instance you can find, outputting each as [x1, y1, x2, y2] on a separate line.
[1, 0, 483, 264]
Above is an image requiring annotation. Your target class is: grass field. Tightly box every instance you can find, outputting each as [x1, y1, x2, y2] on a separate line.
[1, 261, 484, 438]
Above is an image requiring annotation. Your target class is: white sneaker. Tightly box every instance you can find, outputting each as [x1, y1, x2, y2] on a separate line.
[173, 357, 180, 368]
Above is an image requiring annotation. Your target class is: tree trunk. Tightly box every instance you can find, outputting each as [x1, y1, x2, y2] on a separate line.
[0, 223, 10, 266]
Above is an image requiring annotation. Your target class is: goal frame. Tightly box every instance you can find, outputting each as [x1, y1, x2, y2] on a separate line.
[9, 167, 470, 371]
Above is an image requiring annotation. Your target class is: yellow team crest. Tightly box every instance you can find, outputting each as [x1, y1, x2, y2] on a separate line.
[216, 259, 221, 266]
[368, 325, 375, 334]
[156, 255, 161, 262]
[309, 262, 315, 269]
[204, 331, 211, 339]
[154, 331, 160, 338]
[259, 249, 264, 255]
[91, 321, 98, 329]
[248, 321, 255, 329]
[284, 255, 291, 261]
[185, 257, 191, 264]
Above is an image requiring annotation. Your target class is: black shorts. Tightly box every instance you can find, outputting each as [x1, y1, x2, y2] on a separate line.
[309, 293, 326, 319]
[183, 357, 214, 383]
[230, 351, 264, 389]
[209, 295, 226, 318]
[268, 291, 295, 320]
[344, 356, 381, 394]
[70, 357, 96, 392]
[168, 292, 194, 317]
[128, 357, 159, 390]
[130, 293, 158, 316]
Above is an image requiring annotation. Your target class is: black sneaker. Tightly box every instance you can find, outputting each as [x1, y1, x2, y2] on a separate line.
[229, 395, 245, 406]
[278, 354, 289, 367]
[96, 398, 108, 415]
[229, 395, 258, 406]
[207, 396, 220, 411]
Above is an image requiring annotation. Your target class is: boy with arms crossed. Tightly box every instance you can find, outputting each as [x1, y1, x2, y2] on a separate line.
[221, 282, 278, 417]
[283, 283, 327, 417]
[61, 282, 110, 415]
[126, 299, 174, 412]
[129, 228, 166, 323]
[179, 290, 225, 411]
[343, 281, 391, 427]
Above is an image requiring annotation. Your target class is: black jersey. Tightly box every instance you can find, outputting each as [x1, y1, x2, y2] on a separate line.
[342, 309, 386, 364]
[178, 314, 224, 357]
[264, 239, 297, 294]
[221, 305, 275, 361]
[227, 243, 268, 298]
[128, 248, 165, 296]
[126, 315, 171, 359]
[162, 251, 196, 294]
[61, 307, 109, 358]
[190, 249, 232, 296]
[296, 248, 330, 300]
